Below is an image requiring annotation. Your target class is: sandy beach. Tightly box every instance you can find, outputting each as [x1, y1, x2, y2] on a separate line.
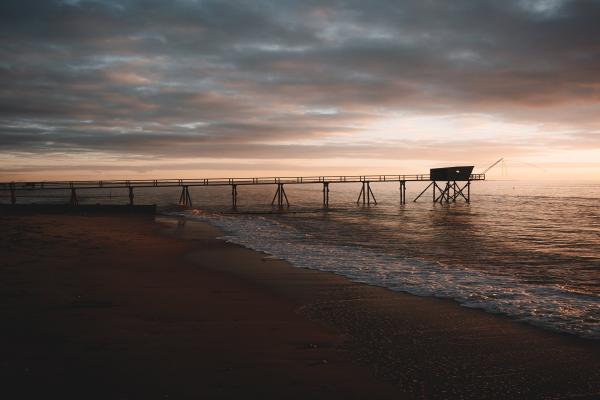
[1, 212, 599, 399]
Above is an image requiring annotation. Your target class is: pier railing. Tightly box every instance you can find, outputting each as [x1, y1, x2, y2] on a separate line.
[0, 173, 485, 190]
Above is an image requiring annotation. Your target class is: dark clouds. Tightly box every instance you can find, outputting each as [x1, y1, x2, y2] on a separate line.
[1, 0, 600, 174]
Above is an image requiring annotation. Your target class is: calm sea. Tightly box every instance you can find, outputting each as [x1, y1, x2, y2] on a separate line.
[7, 180, 600, 338]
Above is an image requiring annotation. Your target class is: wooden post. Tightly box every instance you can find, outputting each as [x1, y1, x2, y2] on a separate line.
[356, 182, 365, 205]
[413, 182, 433, 202]
[444, 182, 449, 202]
[467, 181, 471, 203]
[399, 181, 403, 204]
[433, 182, 449, 203]
[357, 182, 377, 206]
[452, 181, 457, 202]
[323, 182, 329, 208]
[232, 184, 237, 209]
[271, 184, 289, 208]
[367, 182, 377, 205]
[452, 182, 470, 202]
[179, 185, 192, 207]
[129, 187, 134, 206]
[278, 184, 282, 207]
[281, 184, 289, 207]
[399, 180, 406, 204]
[362, 182, 366, 205]
[279, 184, 283, 207]
[271, 185, 279, 206]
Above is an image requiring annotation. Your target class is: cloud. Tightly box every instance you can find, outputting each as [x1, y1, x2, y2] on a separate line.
[1, 0, 600, 177]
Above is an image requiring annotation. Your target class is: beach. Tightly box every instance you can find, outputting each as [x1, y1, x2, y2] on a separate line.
[1, 212, 599, 399]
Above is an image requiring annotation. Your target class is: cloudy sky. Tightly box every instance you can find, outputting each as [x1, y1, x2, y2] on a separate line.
[1, 0, 599, 180]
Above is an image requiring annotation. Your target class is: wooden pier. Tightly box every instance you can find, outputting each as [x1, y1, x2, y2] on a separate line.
[1, 170, 485, 209]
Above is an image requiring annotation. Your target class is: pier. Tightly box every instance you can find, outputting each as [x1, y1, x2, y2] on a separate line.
[1, 168, 485, 209]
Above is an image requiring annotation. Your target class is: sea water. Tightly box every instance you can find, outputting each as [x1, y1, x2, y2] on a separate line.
[7, 180, 600, 338]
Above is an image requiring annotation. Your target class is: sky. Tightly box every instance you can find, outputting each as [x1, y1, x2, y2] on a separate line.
[1, 0, 599, 181]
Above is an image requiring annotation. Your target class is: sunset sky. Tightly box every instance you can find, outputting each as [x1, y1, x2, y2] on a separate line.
[1, 0, 599, 180]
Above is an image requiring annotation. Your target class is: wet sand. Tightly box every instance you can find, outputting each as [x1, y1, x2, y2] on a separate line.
[1, 213, 599, 399]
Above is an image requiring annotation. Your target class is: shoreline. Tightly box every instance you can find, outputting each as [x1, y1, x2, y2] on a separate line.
[182, 218, 572, 338]
[1, 212, 599, 399]
[177, 209, 599, 341]
[169, 215, 600, 395]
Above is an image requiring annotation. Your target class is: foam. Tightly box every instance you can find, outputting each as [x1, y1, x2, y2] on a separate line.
[180, 210, 600, 339]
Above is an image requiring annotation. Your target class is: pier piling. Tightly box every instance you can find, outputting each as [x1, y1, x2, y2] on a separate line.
[418, 180, 472, 204]
[179, 185, 192, 207]
[452, 181, 470, 203]
[356, 181, 377, 206]
[271, 184, 289, 208]
[399, 180, 406, 204]
[231, 184, 238, 209]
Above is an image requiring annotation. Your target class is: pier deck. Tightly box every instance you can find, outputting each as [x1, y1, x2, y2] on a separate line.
[1, 173, 485, 208]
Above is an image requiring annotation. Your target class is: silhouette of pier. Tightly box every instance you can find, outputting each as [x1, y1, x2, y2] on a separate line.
[1, 168, 484, 209]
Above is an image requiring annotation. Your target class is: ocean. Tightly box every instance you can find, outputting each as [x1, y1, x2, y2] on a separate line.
[7, 179, 600, 339]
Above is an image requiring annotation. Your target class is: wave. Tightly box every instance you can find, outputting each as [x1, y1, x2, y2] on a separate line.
[177, 209, 600, 340]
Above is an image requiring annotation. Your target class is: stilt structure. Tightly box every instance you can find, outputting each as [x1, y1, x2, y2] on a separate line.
[450, 181, 470, 203]
[323, 182, 329, 208]
[271, 183, 289, 208]
[414, 166, 473, 203]
[356, 181, 377, 205]
[179, 185, 192, 207]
